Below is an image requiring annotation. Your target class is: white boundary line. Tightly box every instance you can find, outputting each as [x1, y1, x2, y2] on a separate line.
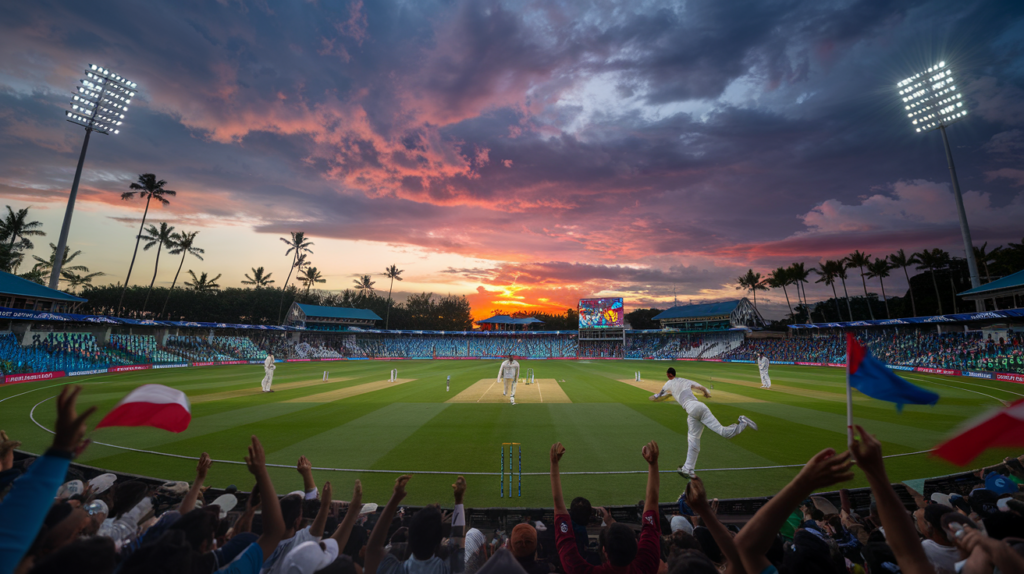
[27, 394, 934, 476]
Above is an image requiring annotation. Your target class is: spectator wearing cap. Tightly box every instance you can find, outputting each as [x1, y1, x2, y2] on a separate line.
[913, 504, 958, 574]
[509, 523, 550, 574]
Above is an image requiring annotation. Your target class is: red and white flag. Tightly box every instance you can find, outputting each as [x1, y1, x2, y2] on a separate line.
[933, 398, 1024, 466]
[95, 384, 192, 433]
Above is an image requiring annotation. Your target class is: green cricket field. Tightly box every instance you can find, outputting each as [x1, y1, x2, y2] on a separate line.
[1, 359, 1019, 507]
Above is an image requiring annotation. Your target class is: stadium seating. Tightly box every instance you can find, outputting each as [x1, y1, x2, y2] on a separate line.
[109, 334, 185, 364]
[211, 336, 267, 360]
[164, 335, 237, 362]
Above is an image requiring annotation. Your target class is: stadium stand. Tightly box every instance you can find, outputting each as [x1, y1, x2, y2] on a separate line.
[211, 336, 268, 360]
[164, 335, 237, 362]
[108, 334, 185, 364]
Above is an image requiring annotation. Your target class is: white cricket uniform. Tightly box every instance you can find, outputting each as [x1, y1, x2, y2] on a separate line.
[261, 356, 276, 391]
[758, 356, 771, 388]
[653, 377, 747, 475]
[498, 359, 520, 403]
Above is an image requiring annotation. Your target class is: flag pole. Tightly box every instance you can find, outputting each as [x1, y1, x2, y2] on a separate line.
[846, 332, 854, 444]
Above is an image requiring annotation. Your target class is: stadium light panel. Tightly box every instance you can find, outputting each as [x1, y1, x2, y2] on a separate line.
[898, 61, 967, 133]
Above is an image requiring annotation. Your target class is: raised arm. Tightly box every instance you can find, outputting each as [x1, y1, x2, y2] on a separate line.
[691, 382, 711, 398]
[329, 480, 362, 549]
[246, 436, 285, 560]
[688, 477, 745, 574]
[641, 440, 659, 513]
[550, 443, 567, 514]
[850, 425, 934, 574]
[365, 475, 410, 574]
[451, 476, 466, 545]
[179, 452, 212, 514]
[733, 448, 853, 574]
[297, 456, 317, 499]
[309, 480, 332, 538]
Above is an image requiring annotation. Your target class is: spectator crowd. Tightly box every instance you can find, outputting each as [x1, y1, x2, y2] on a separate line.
[3, 387, 1024, 574]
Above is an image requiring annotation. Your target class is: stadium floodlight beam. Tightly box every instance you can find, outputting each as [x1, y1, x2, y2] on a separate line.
[897, 61, 981, 291]
[49, 64, 138, 290]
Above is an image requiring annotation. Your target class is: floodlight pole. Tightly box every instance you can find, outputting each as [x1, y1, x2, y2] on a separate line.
[49, 127, 93, 289]
[938, 124, 981, 291]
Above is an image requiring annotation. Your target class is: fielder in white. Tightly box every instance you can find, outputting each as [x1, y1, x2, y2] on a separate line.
[649, 367, 757, 478]
[497, 354, 520, 405]
[261, 353, 276, 392]
[757, 351, 772, 389]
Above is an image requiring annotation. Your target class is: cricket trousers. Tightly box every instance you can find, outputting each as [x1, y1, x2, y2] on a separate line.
[680, 401, 745, 474]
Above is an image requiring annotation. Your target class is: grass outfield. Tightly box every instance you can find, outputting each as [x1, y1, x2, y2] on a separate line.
[2, 359, 1022, 507]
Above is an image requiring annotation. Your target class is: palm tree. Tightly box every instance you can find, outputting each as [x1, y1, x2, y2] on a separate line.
[160, 231, 204, 318]
[889, 249, 920, 317]
[299, 266, 326, 294]
[139, 222, 176, 313]
[915, 248, 950, 315]
[813, 260, 845, 321]
[353, 274, 376, 295]
[184, 270, 221, 292]
[1, 206, 45, 250]
[0, 206, 45, 273]
[766, 267, 794, 321]
[788, 263, 812, 323]
[278, 232, 314, 321]
[383, 264, 404, 329]
[865, 257, 893, 319]
[973, 242, 1002, 284]
[32, 243, 89, 281]
[834, 262, 854, 321]
[242, 266, 275, 287]
[117, 174, 176, 314]
[61, 270, 104, 294]
[846, 250, 875, 320]
[735, 269, 768, 311]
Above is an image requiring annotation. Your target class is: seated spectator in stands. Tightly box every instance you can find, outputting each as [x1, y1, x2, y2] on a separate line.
[549, 440, 661, 574]
[365, 475, 466, 574]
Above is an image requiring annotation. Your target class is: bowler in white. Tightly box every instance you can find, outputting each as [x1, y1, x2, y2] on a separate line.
[649, 367, 758, 478]
[497, 354, 520, 405]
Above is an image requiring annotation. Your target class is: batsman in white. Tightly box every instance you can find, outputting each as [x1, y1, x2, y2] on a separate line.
[649, 367, 758, 478]
[261, 353, 276, 392]
[497, 354, 520, 405]
[757, 351, 772, 389]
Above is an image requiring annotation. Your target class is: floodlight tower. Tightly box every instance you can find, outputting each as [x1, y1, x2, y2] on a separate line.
[49, 64, 138, 290]
[897, 61, 980, 290]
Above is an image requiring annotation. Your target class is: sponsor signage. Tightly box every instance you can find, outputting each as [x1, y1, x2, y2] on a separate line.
[827, 363, 846, 368]
[217, 360, 248, 366]
[888, 365, 915, 371]
[704, 358, 723, 362]
[153, 363, 189, 369]
[4, 370, 66, 384]
[795, 362, 824, 366]
[68, 368, 108, 377]
[319, 357, 346, 362]
[248, 360, 266, 365]
[727, 360, 756, 364]
[962, 371, 994, 380]
[348, 357, 369, 360]
[193, 361, 217, 367]
[287, 359, 311, 362]
[110, 364, 151, 373]
[996, 373, 1024, 384]
[774, 361, 795, 365]
[915, 367, 960, 376]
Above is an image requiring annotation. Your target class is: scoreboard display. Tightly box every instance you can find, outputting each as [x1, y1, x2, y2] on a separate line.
[578, 298, 624, 329]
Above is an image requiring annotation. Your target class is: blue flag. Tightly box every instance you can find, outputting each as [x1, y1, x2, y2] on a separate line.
[847, 333, 939, 412]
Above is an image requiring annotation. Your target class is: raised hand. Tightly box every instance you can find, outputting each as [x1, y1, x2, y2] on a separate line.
[245, 436, 266, 475]
[641, 440, 659, 465]
[686, 476, 710, 514]
[0, 430, 20, 471]
[452, 475, 466, 505]
[849, 425, 885, 479]
[795, 448, 855, 491]
[394, 475, 411, 500]
[322, 481, 333, 503]
[351, 479, 363, 506]
[52, 385, 96, 455]
[550, 442, 565, 465]
[297, 455, 312, 475]
[196, 452, 213, 480]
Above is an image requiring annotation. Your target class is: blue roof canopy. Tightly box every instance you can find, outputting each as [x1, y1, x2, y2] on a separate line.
[477, 315, 545, 325]
[0, 271, 86, 302]
[653, 300, 740, 320]
[295, 303, 382, 321]
[958, 269, 1024, 297]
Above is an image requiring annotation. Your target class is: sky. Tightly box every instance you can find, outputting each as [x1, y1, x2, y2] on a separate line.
[2, 0, 1023, 321]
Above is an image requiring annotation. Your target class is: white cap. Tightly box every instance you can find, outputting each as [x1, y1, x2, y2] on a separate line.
[931, 493, 951, 507]
[671, 515, 693, 535]
[282, 539, 339, 574]
[57, 480, 84, 499]
[997, 497, 1013, 512]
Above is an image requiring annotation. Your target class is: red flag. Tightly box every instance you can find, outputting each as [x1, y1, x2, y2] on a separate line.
[95, 384, 192, 433]
[933, 398, 1024, 466]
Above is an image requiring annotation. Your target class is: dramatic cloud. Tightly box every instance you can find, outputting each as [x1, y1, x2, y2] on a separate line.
[1, 0, 1023, 320]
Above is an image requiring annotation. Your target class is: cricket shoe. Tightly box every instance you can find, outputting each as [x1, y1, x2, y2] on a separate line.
[739, 415, 758, 431]
[676, 466, 696, 479]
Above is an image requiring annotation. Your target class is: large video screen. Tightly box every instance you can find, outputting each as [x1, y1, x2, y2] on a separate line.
[578, 298, 625, 329]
